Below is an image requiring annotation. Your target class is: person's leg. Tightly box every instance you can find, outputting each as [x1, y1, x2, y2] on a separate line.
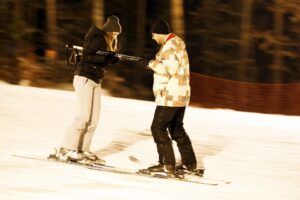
[169, 107, 197, 170]
[61, 76, 94, 151]
[150, 106, 177, 167]
[81, 82, 101, 152]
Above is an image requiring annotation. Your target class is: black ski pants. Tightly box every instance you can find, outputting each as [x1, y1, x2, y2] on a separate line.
[150, 106, 197, 167]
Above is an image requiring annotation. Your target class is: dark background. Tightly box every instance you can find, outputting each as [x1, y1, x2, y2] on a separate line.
[1, 0, 300, 101]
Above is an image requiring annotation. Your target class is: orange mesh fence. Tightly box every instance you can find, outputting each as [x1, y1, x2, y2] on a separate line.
[190, 72, 300, 115]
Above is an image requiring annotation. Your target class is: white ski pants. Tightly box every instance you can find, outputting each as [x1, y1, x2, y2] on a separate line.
[62, 75, 102, 151]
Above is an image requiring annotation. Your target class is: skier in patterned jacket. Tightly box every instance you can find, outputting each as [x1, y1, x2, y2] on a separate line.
[142, 20, 198, 174]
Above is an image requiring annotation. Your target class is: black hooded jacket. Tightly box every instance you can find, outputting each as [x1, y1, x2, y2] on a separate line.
[74, 25, 108, 83]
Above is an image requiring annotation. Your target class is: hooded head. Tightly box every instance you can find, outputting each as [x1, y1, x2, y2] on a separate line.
[103, 15, 122, 33]
[151, 20, 170, 35]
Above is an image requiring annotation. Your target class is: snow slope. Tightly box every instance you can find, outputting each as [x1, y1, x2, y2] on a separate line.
[0, 83, 300, 200]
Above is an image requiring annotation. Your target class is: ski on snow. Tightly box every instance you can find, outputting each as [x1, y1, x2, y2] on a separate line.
[12, 153, 230, 186]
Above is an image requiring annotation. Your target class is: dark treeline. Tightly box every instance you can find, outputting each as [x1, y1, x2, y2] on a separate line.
[0, 0, 300, 99]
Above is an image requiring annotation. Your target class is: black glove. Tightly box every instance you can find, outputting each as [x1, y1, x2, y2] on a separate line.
[138, 57, 151, 70]
[105, 52, 119, 65]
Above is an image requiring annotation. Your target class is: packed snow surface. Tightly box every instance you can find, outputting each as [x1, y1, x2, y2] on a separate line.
[0, 83, 299, 200]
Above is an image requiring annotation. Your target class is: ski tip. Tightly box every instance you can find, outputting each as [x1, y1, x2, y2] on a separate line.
[129, 155, 139, 162]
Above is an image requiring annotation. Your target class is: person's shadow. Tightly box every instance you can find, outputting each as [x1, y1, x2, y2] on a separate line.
[93, 129, 230, 168]
[93, 129, 151, 157]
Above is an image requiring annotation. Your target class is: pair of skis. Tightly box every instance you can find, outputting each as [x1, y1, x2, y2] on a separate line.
[11, 153, 230, 186]
[68, 45, 142, 61]
[65, 45, 142, 70]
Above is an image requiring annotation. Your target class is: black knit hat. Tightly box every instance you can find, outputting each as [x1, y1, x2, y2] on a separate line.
[103, 15, 122, 33]
[151, 20, 170, 34]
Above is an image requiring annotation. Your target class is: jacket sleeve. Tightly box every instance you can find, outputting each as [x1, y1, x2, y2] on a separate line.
[149, 47, 180, 76]
[81, 35, 107, 64]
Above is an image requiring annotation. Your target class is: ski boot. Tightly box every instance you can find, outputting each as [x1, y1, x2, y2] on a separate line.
[82, 151, 105, 165]
[139, 163, 183, 179]
[48, 148, 85, 163]
[176, 162, 205, 177]
[145, 163, 165, 172]
[144, 163, 175, 173]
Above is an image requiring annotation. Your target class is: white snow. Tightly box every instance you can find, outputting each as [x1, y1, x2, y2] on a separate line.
[0, 83, 300, 200]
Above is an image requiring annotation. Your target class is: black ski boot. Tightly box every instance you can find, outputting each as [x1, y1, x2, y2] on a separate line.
[139, 163, 173, 173]
[176, 163, 205, 177]
[147, 163, 165, 172]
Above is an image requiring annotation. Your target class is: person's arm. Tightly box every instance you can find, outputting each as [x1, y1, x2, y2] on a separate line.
[149, 47, 180, 76]
[81, 36, 107, 64]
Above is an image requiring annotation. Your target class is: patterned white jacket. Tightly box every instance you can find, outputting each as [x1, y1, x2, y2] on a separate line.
[149, 33, 190, 107]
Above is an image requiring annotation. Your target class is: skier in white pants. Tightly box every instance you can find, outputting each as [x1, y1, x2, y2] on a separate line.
[51, 15, 122, 164]
[61, 75, 103, 163]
